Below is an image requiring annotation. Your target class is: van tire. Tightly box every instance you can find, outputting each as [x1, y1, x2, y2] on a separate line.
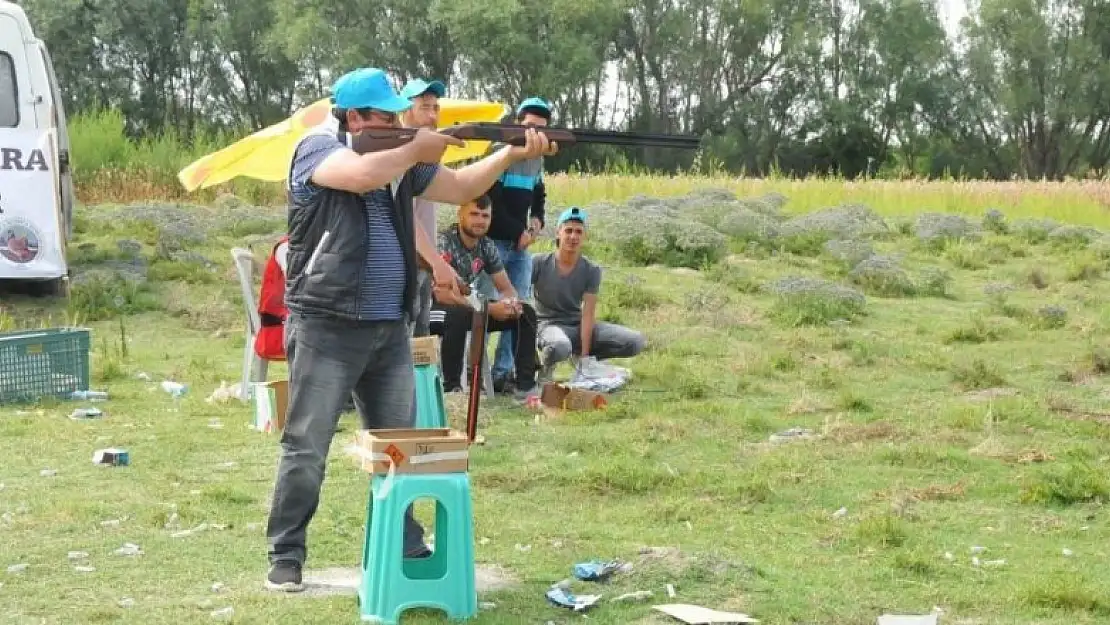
[60, 170, 76, 240]
[29, 276, 69, 298]
[49, 276, 70, 298]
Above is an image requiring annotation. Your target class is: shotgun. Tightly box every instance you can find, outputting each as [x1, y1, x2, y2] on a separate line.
[348, 122, 703, 154]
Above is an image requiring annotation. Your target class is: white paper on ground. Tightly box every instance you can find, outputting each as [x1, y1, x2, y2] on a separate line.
[653, 603, 760, 624]
[876, 615, 939, 625]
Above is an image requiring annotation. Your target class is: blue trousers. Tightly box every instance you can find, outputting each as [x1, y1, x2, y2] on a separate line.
[490, 239, 533, 381]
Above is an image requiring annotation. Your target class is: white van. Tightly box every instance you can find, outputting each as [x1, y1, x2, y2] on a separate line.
[0, 0, 74, 296]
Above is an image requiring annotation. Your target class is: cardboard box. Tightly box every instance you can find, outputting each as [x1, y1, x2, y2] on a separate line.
[540, 382, 608, 411]
[411, 336, 440, 366]
[355, 428, 469, 475]
[253, 380, 288, 433]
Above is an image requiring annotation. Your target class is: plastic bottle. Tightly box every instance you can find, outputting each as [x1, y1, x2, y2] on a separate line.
[70, 390, 109, 401]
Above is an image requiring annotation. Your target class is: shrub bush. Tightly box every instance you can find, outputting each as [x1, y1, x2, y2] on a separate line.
[588, 198, 730, 269]
[777, 204, 889, 255]
[823, 239, 875, 270]
[848, 256, 917, 297]
[915, 212, 980, 249]
[764, 276, 867, 326]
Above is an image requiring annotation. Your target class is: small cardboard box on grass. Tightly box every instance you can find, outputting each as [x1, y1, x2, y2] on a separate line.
[252, 380, 288, 433]
[355, 428, 469, 474]
[540, 382, 608, 411]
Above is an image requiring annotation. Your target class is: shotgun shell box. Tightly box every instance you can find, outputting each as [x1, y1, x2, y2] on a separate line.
[92, 448, 129, 466]
[355, 428, 468, 475]
[411, 336, 440, 366]
[540, 382, 608, 411]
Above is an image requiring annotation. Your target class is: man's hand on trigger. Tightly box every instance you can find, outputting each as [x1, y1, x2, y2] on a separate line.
[518, 229, 533, 250]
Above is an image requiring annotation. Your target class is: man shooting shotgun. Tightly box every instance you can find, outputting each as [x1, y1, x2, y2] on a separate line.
[264, 66, 556, 594]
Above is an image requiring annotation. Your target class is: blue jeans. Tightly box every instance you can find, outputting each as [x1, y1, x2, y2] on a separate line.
[490, 239, 533, 381]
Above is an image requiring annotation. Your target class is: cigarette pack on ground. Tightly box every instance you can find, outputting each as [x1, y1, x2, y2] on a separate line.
[354, 428, 469, 475]
[92, 448, 129, 466]
[411, 336, 440, 366]
[252, 380, 288, 433]
[541, 382, 608, 411]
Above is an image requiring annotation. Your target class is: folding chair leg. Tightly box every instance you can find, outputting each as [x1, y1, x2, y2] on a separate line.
[252, 357, 269, 386]
[239, 336, 254, 402]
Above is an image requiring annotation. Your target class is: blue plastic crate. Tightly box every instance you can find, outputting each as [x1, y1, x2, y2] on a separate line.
[0, 327, 91, 404]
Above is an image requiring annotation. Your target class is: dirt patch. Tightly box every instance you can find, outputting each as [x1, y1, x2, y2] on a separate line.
[900, 482, 966, 503]
[787, 394, 832, 415]
[1014, 449, 1055, 464]
[635, 546, 692, 572]
[873, 481, 966, 517]
[296, 564, 518, 598]
[826, 419, 901, 443]
[964, 387, 1020, 401]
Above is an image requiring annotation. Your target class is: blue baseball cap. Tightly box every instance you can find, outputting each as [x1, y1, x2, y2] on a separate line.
[557, 207, 587, 228]
[330, 68, 412, 112]
[399, 78, 446, 100]
[516, 96, 552, 118]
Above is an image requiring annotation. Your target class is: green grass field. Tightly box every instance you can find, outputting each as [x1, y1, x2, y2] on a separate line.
[2, 177, 1110, 624]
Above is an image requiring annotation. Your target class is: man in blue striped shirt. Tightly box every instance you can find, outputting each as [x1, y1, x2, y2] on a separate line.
[265, 67, 556, 592]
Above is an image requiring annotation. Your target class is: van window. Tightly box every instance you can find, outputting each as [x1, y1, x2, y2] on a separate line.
[0, 52, 17, 127]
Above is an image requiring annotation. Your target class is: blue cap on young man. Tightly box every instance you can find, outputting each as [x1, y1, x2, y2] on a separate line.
[516, 96, 553, 119]
[557, 207, 587, 228]
[399, 78, 446, 100]
[330, 67, 412, 112]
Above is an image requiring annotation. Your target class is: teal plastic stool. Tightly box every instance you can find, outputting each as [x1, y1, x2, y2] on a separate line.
[358, 472, 478, 624]
[413, 364, 448, 429]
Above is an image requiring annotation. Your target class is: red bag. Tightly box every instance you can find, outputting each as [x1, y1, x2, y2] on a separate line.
[253, 236, 289, 361]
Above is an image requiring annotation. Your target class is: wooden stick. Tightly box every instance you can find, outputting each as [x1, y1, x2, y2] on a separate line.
[466, 298, 488, 442]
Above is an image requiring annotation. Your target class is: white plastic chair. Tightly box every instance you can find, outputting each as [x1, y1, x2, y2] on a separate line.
[231, 247, 269, 401]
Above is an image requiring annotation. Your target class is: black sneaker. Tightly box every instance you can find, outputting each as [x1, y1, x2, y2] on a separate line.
[405, 544, 434, 559]
[492, 375, 514, 394]
[265, 560, 305, 592]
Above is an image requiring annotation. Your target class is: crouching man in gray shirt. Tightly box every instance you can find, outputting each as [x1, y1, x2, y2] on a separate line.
[531, 207, 646, 378]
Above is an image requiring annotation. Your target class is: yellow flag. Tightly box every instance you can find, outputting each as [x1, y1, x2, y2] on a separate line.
[177, 97, 507, 192]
